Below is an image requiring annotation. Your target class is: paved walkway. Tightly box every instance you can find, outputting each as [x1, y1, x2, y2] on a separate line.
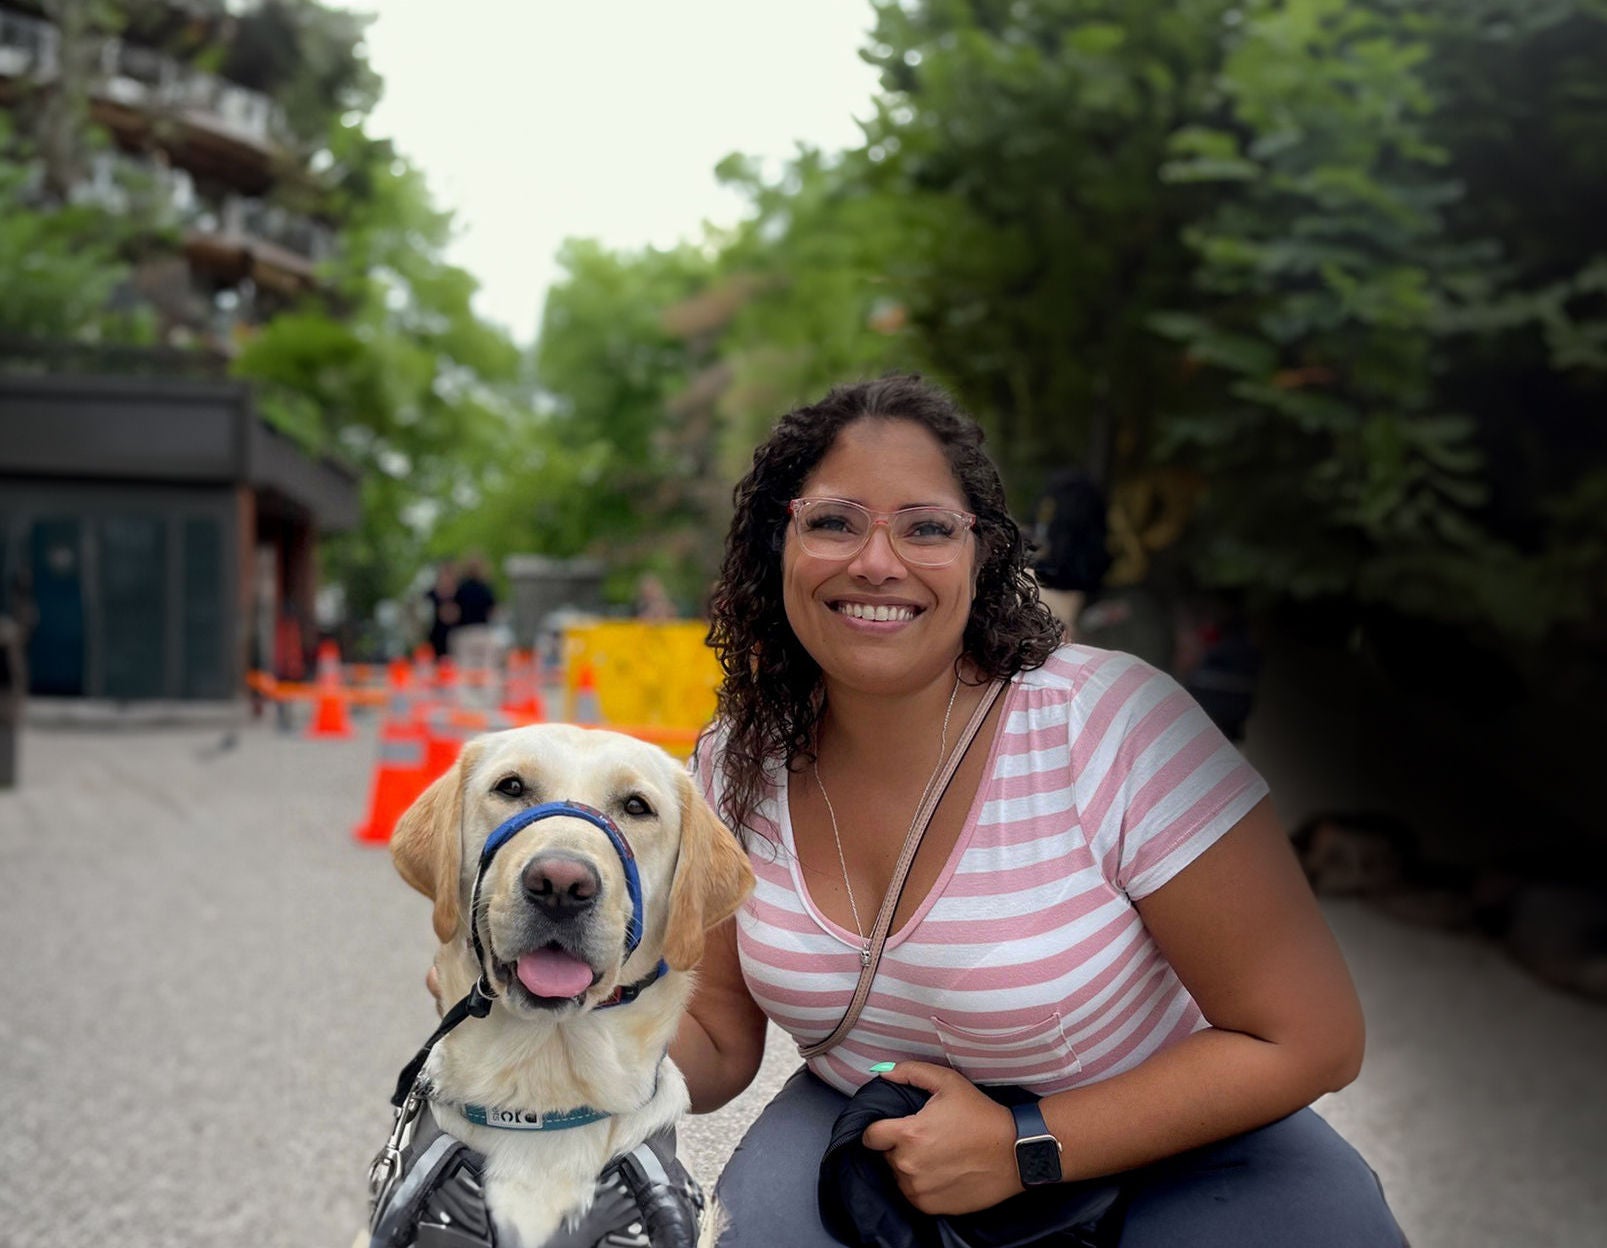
[0, 719, 1602, 1247]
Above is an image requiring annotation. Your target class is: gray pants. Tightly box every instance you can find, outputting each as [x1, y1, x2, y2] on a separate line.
[713, 1069, 1406, 1247]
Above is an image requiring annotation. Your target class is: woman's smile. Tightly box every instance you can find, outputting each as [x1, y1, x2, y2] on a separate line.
[829, 598, 923, 626]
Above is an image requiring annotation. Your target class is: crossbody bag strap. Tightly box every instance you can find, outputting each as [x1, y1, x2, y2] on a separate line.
[799, 677, 1009, 1062]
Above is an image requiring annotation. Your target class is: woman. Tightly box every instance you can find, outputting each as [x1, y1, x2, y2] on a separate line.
[674, 375, 1403, 1246]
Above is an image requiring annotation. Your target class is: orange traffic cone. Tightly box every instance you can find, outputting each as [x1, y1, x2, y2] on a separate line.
[573, 660, 602, 725]
[411, 646, 436, 695]
[435, 655, 459, 708]
[422, 706, 458, 781]
[306, 640, 356, 739]
[421, 706, 479, 780]
[421, 706, 459, 783]
[353, 699, 428, 844]
[502, 649, 545, 723]
[371, 658, 418, 736]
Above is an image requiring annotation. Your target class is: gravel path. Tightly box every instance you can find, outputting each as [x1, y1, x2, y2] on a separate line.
[0, 720, 1601, 1247]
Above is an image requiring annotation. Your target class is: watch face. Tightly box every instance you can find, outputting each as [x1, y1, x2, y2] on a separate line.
[1016, 1137, 1062, 1187]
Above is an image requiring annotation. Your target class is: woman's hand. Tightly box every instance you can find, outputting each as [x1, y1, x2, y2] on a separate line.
[859, 1062, 1020, 1215]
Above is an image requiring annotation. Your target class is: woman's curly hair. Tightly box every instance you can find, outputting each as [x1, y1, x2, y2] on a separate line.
[703, 374, 1062, 838]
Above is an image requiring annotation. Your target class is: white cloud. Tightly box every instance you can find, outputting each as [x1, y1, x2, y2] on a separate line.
[337, 0, 883, 343]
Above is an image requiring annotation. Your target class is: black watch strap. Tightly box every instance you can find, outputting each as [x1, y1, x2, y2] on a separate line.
[1010, 1102, 1063, 1187]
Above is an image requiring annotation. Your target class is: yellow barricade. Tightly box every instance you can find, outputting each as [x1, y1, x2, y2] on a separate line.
[561, 621, 721, 760]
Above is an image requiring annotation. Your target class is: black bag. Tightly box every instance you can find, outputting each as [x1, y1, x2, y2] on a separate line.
[818, 1079, 1125, 1248]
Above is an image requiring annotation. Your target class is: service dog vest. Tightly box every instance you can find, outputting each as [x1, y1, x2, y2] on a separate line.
[367, 1105, 703, 1248]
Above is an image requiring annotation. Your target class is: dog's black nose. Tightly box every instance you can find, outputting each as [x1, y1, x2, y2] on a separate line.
[522, 853, 601, 918]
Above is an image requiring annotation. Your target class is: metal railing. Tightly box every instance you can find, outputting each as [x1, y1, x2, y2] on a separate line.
[242, 199, 334, 265]
[68, 151, 198, 221]
[60, 150, 333, 272]
[0, 10, 59, 79]
[0, 13, 290, 149]
[190, 194, 335, 266]
[159, 67, 288, 146]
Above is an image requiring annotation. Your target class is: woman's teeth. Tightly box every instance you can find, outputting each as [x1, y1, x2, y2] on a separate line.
[837, 602, 916, 622]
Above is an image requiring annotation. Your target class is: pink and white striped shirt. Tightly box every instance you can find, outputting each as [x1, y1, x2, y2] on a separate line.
[696, 645, 1269, 1095]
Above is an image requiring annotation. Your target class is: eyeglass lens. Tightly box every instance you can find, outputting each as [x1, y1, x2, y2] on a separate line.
[793, 499, 969, 566]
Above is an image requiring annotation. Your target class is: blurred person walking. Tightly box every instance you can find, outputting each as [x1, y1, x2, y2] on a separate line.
[424, 562, 460, 660]
[448, 555, 499, 701]
[633, 572, 679, 621]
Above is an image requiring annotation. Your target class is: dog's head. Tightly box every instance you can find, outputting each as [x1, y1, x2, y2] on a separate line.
[391, 724, 753, 1016]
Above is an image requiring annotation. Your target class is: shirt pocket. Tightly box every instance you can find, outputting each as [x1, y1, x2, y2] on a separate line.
[931, 1011, 1083, 1087]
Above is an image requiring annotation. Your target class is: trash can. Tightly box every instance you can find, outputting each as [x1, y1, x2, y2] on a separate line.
[0, 613, 21, 789]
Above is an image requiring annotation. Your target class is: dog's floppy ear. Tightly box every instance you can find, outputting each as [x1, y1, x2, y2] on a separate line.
[391, 743, 480, 943]
[662, 771, 756, 971]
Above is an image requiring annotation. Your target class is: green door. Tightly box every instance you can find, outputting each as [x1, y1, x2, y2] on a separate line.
[98, 515, 168, 699]
[28, 519, 87, 696]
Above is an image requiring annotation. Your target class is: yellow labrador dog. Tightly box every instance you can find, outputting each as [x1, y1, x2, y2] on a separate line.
[365, 724, 752, 1248]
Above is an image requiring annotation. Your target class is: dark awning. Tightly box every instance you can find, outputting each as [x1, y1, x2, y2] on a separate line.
[0, 371, 358, 532]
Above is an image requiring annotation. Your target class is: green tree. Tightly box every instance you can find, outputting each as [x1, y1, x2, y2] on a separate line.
[1425, 1, 1607, 646]
[450, 238, 721, 604]
[851, 0, 1237, 495]
[233, 121, 522, 617]
[219, 0, 383, 149]
[709, 146, 921, 469]
[0, 113, 159, 343]
[1154, 0, 1605, 641]
[463, 0, 1605, 646]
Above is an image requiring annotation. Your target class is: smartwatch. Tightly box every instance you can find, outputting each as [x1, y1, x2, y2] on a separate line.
[1010, 1102, 1063, 1188]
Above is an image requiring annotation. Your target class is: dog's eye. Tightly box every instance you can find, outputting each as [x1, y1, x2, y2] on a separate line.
[622, 794, 654, 818]
[494, 776, 525, 798]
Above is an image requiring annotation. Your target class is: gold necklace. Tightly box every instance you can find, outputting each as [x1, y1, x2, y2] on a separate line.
[812, 674, 962, 967]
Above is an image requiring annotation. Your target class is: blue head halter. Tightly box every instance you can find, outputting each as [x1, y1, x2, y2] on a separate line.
[475, 800, 648, 956]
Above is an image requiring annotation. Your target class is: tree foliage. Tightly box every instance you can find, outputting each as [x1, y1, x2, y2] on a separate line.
[556, 0, 1600, 649]
[8, 0, 1603, 648]
[1152, 1, 1499, 618]
[848, 0, 1238, 497]
[1150, 0, 1606, 639]
[0, 119, 151, 342]
[232, 120, 523, 617]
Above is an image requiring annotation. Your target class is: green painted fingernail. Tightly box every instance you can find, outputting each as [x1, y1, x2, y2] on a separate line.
[870, 1062, 896, 1073]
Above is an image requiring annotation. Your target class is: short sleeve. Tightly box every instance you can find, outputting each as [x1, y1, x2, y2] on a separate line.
[1069, 652, 1269, 899]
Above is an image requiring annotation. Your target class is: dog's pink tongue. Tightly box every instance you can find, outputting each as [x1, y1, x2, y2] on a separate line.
[516, 949, 595, 999]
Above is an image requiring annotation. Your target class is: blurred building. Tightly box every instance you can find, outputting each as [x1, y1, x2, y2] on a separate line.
[0, 365, 357, 700]
[0, 0, 333, 349]
[503, 555, 607, 651]
[0, 1, 358, 702]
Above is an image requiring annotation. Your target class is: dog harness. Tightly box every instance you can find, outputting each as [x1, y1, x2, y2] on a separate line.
[367, 1098, 704, 1248]
[368, 801, 700, 1248]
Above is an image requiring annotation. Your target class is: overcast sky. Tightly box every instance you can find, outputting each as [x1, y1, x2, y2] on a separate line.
[337, 0, 885, 344]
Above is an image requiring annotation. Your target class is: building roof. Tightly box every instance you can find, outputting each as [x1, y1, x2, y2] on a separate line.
[0, 367, 359, 531]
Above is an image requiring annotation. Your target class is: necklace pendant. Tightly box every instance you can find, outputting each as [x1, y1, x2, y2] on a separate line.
[860, 942, 872, 968]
